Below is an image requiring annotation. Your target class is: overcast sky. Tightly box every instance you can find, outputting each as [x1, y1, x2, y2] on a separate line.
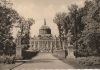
[11, 0, 86, 37]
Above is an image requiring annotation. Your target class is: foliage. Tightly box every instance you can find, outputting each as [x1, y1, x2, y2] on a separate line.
[53, 12, 67, 39]
[53, 4, 85, 41]
[76, 0, 100, 57]
[20, 18, 34, 50]
[54, 0, 100, 57]
[3, 37, 16, 55]
[76, 33, 100, 57]
[77, 56, 100, 66]
[22, 50, 39, 59]
[82, 0, 100, 34]
[0, 55, 15, 64]
[53, 12, 67, 47]
[0, 2, 21, 55]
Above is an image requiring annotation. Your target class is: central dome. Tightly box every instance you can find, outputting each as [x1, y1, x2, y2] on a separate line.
[40, 25, 51, 30]
[39, 19, 51, 37]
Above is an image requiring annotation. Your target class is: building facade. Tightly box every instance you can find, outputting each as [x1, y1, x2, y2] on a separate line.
[30, 20, 64, 52]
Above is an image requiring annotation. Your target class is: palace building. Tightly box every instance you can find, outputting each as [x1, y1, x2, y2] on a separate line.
[30, 19, 64, 52]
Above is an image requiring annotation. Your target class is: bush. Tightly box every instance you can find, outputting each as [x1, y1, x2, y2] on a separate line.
[75, 33, 100, 57]
[76, 56, 100, 66]
[0, 55, 15, 64]
[22, 50, 39, 59]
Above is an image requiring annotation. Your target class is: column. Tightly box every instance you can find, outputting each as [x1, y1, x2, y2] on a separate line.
[32, 41, 34, 49]
[34, 41, 36, 50]
[39, 40, 41, 51]
[36, 41, 38, 50]
[50, 41, 53, 53]
[38, 41, 40, 50]
[47, 41, 49, 52]
[44, 41, 46, 52]
[42, 40, 44, 51]
[29, 40, 31, 48]
[41, 40, 42, 51]
[62, 41, 65, 50]
[54, 40, 57, 50]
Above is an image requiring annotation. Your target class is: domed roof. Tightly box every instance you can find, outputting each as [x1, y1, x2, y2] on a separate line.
[40, 19, 51, 30]
[39, 19, 52, 37]
[40, 25, 51, 30]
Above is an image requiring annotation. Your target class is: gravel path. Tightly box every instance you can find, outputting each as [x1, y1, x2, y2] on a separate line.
[13, 53, 74, 70]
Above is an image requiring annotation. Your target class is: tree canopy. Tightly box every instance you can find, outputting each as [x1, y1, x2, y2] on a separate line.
[54, 0, 100, 57]
[0, 1, 22, 54]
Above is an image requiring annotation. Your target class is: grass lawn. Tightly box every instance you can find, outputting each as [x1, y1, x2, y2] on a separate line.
[53, 51, 100, 69]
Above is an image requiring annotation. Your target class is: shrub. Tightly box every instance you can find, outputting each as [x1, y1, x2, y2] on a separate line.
[77, 56, 100, 66]
[0, 55, 15, 64]
[75, 33, 100, 57]
[22, 50, 39, 59]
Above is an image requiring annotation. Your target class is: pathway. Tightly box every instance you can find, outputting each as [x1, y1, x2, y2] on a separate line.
[13, 53, 74, 70]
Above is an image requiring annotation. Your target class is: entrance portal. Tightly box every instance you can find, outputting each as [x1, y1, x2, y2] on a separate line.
[38, 40, 54, 53]
[39, 41, 51, 52]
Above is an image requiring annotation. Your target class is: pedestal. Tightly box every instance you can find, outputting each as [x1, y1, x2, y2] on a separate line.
[16, 46, 23, 60]
[67, 45, 75, 59]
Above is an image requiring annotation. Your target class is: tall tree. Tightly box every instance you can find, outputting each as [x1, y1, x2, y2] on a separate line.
[53, 12, 67, 48]
[74, 0, 100, 56]
[0, 1, 21, 54]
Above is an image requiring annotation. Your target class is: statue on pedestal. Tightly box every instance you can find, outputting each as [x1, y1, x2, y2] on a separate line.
[16, 31, 23, 59]
[66, 30, 75, 59]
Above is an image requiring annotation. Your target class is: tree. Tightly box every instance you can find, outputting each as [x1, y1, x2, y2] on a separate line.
[53, 12, 67, 48]
[4, 36, 16, 55]
[82, 0, 100, 34]
[19, 18, 34, 50]
[75, 0, 100, 57]
[54, 0, 100, 57]
[0, 1, 21, 54]
[53, 5, 85, 48]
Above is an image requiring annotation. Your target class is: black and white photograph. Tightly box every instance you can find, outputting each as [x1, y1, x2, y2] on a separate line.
[0, 0, 100, 70]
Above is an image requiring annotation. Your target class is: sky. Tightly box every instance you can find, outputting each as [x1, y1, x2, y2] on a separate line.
[11, 0, 86, 38]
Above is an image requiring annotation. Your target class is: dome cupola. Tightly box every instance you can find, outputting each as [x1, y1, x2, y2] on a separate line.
[39, 19, 51, 37]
